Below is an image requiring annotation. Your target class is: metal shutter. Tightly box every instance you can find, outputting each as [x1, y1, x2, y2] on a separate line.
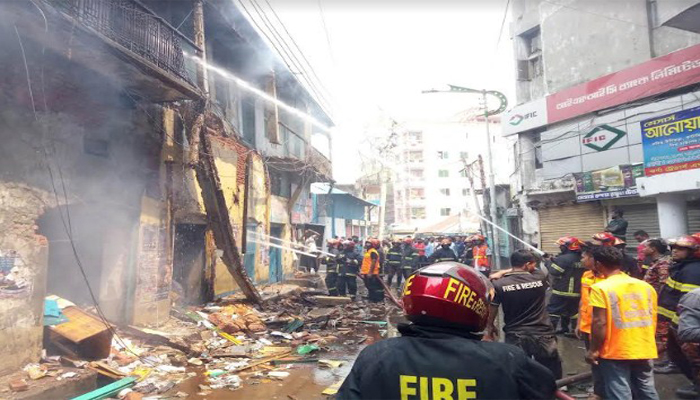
[621, 204, 660, 239]
[688, 201, 700, 234]
[539, 203, 605, 254]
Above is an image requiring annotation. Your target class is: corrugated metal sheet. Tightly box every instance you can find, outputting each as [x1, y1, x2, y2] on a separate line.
[688, 201, 700, 234]
[620, 204, 659, 239]
[539, 203, 605, 254]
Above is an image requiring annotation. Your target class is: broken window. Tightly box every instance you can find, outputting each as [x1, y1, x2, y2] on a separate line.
[518, 26, 543, 81]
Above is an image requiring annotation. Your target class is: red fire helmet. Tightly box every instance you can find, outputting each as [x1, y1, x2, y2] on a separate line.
[366, 238, 381, 249]
[402, 262, 491, 332]
[343, 240, 356, 251]
[592, 232, 616, 246]
[472, 234, 485, 242]
[555, 236, 582, 251]
[669, 235, 700, 250]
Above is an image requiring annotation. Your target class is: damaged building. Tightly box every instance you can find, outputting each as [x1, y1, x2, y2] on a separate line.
[0, 0, 333, 376]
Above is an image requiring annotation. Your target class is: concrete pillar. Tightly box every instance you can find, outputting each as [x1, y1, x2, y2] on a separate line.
[519, 132, 537, 191]
[657, 193, 688, 238]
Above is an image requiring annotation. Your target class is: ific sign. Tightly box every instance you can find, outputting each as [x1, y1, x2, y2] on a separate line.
[582, 125, 626, 152]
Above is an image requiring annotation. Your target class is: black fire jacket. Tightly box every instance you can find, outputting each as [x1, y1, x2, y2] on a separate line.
[336, 324, 556, 400]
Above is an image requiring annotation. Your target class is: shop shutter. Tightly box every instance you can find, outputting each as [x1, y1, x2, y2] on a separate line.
[539, 203, 605, 254]
[621, 204, 660, 240]
[688, 201, 700, 234]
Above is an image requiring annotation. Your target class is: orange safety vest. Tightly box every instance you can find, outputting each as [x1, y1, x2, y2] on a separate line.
[588, 273, 658, 360]
[473, 244, 490, 269]
[578, 270, 605, 334]
[361, 248, 380, 275]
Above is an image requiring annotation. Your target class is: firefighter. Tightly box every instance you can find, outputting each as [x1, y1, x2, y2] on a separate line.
[546, 236, 584, 335]
[338, 240, 361, 298]
[413, 238, 430, 270]
[593, 232, 641, 277]
[385, 240, 403, 289]
[360, 239, 384, 302]
[320, 239, 342, 296]
[336, 262, 557, 400]
[462, 235, 475, 265]
[472, 234, 492, 277]
[401, 237, 417, 281]
[658, 235, 700, 396]
[428, 238, 458, 264]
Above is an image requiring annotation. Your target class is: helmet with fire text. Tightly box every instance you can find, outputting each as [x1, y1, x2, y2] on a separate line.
[555, 236, 583, 252]
[343, 240, 356, 251]
[669, 235, 700, 251]
[402, 262, 491, 332]
[592, 232, 616, 246]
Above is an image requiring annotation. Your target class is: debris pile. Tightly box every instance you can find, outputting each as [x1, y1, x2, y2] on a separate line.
[8, 284, 399, 398]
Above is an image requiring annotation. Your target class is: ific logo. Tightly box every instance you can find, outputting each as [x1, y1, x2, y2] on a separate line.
[582, 125, 626, 152]
[509, 111, 538, 126]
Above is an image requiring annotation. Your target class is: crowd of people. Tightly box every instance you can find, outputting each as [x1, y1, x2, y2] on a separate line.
[320, 210, 700, 400]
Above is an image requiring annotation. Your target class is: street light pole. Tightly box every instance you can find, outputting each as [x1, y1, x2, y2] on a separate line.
[481, 90, 501, 271]
[422, 85, 507, 271]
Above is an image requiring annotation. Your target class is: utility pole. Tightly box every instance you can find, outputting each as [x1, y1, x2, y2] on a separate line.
[422, 85, 507, 270]
[481, 90, 500, 270]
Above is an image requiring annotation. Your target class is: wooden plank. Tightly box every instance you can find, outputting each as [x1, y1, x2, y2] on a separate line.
[51, 307, 110, 343]
[194, 129, 262, 304]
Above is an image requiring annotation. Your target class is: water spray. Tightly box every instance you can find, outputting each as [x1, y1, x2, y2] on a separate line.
[463, 208, 545, 256]
[254, 231, 335, 257]
[184, 52, 332, 133]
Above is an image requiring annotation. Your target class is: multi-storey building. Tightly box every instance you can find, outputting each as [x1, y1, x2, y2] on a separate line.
[505, 0, 700, 253]
[390, 120, 512, 236]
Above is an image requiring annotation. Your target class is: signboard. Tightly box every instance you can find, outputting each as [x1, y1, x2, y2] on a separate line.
[502, 43, 700, 136]
[582, 124, 627, 152]
[573, 164, 644, 202]
[502, 98, 548, 136]
[641, 106, 700, 176]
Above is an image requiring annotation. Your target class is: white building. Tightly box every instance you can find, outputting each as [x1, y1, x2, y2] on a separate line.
[390, 119, 513, 234]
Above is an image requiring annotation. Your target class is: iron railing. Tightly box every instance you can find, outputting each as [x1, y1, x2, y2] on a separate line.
[51, 0, 197, 85]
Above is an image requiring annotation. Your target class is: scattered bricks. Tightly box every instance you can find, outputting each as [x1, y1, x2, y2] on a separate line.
[124, 391, 144, 400]
[9, 379, 29, 392]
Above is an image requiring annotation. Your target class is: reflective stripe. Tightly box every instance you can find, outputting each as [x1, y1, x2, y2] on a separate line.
[552, 290, 580, 297]
[658, 306, 677, 320]
[439, 258, 455, 262]
[666, 277, 700, 293]
[568, 277, 575, 293]
[345, 273, 356, 277]
[474, 256, 487, 259]
[608, 289, 654, 329]
[642, 264, 650, 270]
[402, 266, 413, 270]
[551, 263, 565, 273]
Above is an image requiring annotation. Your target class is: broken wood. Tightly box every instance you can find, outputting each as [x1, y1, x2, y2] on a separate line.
[378, 277, 403, 308]
[229, 350, 293, 374]
[312, 296, 352, 306]
[194, 129, 262, 304]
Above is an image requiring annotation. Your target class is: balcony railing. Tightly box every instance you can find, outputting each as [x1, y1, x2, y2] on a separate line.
[51, 0, 197, 85]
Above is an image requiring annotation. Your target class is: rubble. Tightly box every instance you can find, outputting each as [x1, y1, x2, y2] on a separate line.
[15, 284, 399, 398]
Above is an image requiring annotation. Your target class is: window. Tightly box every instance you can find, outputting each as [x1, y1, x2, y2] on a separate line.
[460, 169, 468, 178]
[409, 188, 425, 199]
[534, 131, 544, 169]
[439, 188, 451, 196]
[462, 188, 470, 196]
[241, 95, 256, 145]
[517, 26, 543, 81]
[459, 151, 468, 160]
[408, 131, 423, 144]
[270, 172, 291, 198]
[410, 169, 424, 178]
[408, 150, 423, 162]
[438, 170, 449, 178]
[440, 208, 451, 216]
[437, 151, 449, 159]
[411, 207, 426, 219]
